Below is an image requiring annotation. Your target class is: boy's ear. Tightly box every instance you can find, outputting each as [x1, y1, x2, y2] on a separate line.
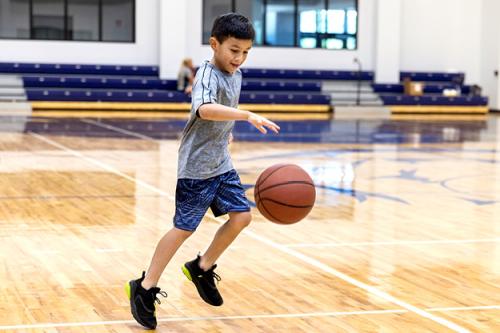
[209, 37, 218, 51]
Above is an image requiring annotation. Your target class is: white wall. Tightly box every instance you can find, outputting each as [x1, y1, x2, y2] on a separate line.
[480, 0, 500, 109]
[159, 0, 188, 78]
[0, 0, 159, 65]
[399, 0, 482, 85]
[374, 0, 401, 83]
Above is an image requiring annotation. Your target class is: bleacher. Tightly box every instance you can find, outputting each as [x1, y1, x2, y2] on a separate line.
[0, 62, 491, 114]
[0, 62, 332, 113]
[373, 71, 488, 113]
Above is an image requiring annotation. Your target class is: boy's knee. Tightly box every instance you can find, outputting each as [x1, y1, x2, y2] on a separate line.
[174, 227, 195, 239]
[230, 212, 252, 228]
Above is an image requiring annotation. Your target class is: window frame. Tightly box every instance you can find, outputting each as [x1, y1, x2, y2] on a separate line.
[0, 0, 136, 43]
[202, 0, 359, 50]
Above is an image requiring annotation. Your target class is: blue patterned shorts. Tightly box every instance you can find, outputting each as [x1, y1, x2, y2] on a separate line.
[173, 169, 251, 231]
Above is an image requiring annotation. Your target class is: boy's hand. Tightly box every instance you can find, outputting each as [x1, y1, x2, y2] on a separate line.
[228, 132, 233, 144]
[247, 113, 280, 134]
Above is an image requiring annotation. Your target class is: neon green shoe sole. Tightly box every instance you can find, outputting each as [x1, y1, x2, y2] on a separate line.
[182, 264, 193, 281]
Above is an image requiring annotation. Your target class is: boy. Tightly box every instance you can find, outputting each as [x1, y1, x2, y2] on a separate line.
[126, 13, 280, 329]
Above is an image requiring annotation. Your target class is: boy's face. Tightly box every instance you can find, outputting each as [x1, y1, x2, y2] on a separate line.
[210, 37, 253, 74]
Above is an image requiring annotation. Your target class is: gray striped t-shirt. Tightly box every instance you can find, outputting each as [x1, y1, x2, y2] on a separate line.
[177, 61, 242, 179]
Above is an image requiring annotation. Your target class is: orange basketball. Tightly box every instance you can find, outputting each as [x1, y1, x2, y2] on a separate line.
[254, 164, 316, 224]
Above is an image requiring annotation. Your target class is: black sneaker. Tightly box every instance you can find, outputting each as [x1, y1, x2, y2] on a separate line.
[182, 255, 223, 306]
[125, 272, 167, 329]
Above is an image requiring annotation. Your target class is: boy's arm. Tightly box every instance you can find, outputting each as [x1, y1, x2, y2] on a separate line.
[198, 103, 280, 134]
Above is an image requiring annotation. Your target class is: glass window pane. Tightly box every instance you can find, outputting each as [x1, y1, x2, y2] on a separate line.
[324, 38, 343, 49]
[0, 0, 30, 39]
[346, 36, 356, 49]
[347, 9, 357, 34]
[32, 0, 65, 40]
[297, 0, 325, 49]
[235, 0, 264, 45]
[102, 0, 134, 42]
[299, 10, 316, 33]
[300, 37, 316, 48]
[203, 0, 232, 44]
[68, 0, 99, 41]
[328, 0, 357, 34]
[327, 10, 345, 34]
[265, 0, 294, 46]
[298, 0, 325, 33]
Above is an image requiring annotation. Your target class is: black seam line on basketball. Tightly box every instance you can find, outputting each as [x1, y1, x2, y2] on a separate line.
[257, 164, 294, 189]
[259, 199, 286, 224]
[260, 198, 313, 209]
[257, 181, 315, 195]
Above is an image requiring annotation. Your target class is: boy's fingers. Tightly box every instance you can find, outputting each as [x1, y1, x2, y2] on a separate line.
[264, 123, 280, 133]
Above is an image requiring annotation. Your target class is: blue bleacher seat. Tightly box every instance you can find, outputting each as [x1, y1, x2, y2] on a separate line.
[373, 83, 471, 94]
[380, 95, 487, 106]
[241, 80, 321, 92]
[23, 76, 177, 90]
[26, 88, 331, 105]
[400, 71, 464, 83]
[241, 68, 374, 81]
[26, 89, 190, 103]
[0, 62, 158, 76]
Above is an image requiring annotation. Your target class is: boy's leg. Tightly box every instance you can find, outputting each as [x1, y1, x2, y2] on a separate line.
[182, 170, 251, 306]
[182, 211, 251, 306]
[199, 211, 251, 270]
[128, 176, 216, 328]
[126, 227, 191, 329]
[142, 227, 193, 289]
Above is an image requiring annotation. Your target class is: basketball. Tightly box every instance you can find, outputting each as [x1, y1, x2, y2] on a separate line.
[254, 164, 316, 224]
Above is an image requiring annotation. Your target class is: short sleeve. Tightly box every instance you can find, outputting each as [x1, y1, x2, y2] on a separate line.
[192, 63, 218, 114]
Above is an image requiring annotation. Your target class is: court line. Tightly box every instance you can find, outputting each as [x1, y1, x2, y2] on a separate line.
[1, 305, 498, 331]
[0, 310, 406, 330]
[28, 132, 470, 333]
[283, 238, 500, 248]
[80, 119, 157, 142]
[429, 305, 500, 312]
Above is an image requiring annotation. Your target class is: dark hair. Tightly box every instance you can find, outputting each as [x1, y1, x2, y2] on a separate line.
[211, 13, 255, 43]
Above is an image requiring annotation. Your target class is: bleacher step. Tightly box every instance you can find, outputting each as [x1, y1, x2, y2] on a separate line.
[0, 96, 27, 101]
[0, 88, 25, 95]
[0, 75, 23, 86]
[0, 101, 32, 115]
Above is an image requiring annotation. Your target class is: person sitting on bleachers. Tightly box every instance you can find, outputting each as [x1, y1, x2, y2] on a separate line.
[177, 58, 195, 94]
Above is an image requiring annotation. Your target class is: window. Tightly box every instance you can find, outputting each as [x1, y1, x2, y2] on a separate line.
[67, 0, 99, 41]
[32, 0, 64, 40]
[265, 0, 295, 46]
[235, 0, 264, 45]
[0, 0, 135, 42]
[202, 0, 358, 50]
[297, 0, 325, 48]
[326, 0, 357, 49]
[202, 0, 232, 43]
[0, 0, 30, 39]
[102, 0, 134, 42]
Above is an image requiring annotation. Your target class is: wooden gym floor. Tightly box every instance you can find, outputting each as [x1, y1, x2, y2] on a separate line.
[0, 112, 499, 332]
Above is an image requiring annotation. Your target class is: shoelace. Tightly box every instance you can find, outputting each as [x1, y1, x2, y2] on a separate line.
[202, 268, 221, 287]
[150, 287, 168, 305]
